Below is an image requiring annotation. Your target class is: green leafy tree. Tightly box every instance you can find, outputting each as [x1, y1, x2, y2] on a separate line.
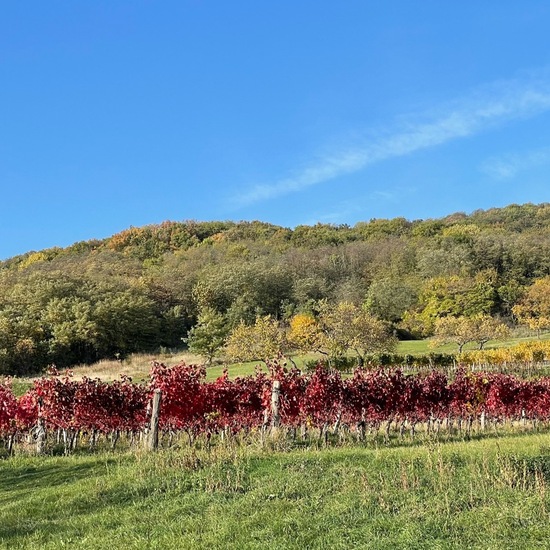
[417, 271, 498, 334]
[43, 296, 98, 364]
[224, 316, 286, 363]
[364, 278, 418, 323]
[93, 290, 161, 357]
[498, 280, 524, 320]
[192, 261, 293, 323]
[186, 307, 229, 365]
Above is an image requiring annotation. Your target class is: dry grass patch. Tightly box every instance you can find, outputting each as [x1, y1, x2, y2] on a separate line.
[69, 351, 204, 381]
[18, 351, 204, 385]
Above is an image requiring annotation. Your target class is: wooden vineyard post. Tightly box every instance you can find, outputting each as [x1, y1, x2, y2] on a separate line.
[36, 397, 46, 455]
[271, 380, 281, 436]
[146, 389, 162, 451]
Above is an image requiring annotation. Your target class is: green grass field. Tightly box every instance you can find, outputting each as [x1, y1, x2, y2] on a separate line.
[396, 330, 550, 356]
[210, 330, 550, 379]
[1, 432, 549, 549]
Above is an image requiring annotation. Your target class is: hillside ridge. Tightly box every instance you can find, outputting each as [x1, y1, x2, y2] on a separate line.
[3, 202, 550, 267]
[2, 201, 550, 375]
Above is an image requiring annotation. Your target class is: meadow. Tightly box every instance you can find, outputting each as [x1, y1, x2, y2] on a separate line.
[1, 432, 549, 549]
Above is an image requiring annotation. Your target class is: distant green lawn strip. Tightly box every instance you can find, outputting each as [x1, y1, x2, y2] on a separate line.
[397, 331, 550, 355]
[10, 331, 550, 391]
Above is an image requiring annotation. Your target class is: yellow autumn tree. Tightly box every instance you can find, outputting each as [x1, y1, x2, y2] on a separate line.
[432, 314, 509, 353]
[224, 315, 285, 363]
[287, 313, 323, 354]
[512, 276, 550, 337]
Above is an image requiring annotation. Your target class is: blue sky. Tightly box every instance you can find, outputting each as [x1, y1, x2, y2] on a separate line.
[2, 1, 550, 259]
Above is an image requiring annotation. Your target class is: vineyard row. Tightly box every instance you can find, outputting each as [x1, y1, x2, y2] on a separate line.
[1, 362, 550, 452]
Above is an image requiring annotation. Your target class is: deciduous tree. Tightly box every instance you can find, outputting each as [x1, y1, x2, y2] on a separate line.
[512, 276, 550, 336]
[316, 301, 397, 364]
[186, 307, 229, 365]
[432, 314, 509, 353]
[224, 316, 286, 363]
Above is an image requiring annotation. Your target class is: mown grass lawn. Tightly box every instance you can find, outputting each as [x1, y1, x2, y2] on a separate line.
[1, 432, 549, 549]
[396, 330, 550, 356]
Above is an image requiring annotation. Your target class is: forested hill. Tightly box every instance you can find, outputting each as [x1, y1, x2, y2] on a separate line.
[2, 202, 550, 374]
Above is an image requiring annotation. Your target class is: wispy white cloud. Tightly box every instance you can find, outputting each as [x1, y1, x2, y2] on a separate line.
[481, 145, 550, 180]
[371, 190, 395, 201]
[233, 69, 550, 206]
[303, 186, 416, 226]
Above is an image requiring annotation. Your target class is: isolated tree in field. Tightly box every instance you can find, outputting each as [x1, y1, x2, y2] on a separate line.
[316, 301, 397, 363]
[432, 317, 475, 353]
[224, 315, 286, 363]
[432, 314, 509, 353]
[469, 315, 510, 349]
[186, 307, 229, 365]
[512, 276, 550, 337]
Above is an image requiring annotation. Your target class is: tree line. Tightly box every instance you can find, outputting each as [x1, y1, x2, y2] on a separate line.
[2, 203, 550, 374]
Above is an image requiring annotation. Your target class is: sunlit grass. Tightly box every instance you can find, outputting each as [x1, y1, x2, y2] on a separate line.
[1, 433, 549, 549]
[12, 351, 202, 395]
[205, 354, 319, 381]
[397, 330, 550, 355]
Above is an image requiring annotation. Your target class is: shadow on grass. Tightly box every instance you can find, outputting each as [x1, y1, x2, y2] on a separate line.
[0, 458, 117, 494]
[0, 457, 143, 544]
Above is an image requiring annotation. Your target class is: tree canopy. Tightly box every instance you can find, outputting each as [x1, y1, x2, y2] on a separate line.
[1, 203, 550, 373]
